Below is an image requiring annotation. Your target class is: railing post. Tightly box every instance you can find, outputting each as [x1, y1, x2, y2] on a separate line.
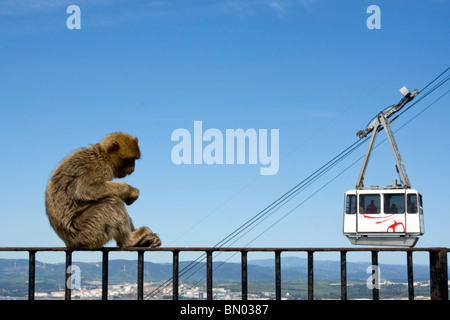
[371, 251, 379, 300]
[173, 250, 179, 300]
[241, 251, 248, 300]
[429, 248, 448, 300]
[275, 250, 281, 300]
[307, 250, 314, 300]
[28, 250, 36, 301]
[206, 250, 213, 300]
[340, 250, 347, 300]
[65, 249, 72, 300]
[102, 249, 109, 300]
[407, 251, 414, 300]
[137, 250, 144, 300]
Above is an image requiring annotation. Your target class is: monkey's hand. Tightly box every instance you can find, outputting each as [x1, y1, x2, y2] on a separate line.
[124, 186, 139, 206]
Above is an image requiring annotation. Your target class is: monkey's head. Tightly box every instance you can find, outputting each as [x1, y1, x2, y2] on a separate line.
[98, 132, 141, 179]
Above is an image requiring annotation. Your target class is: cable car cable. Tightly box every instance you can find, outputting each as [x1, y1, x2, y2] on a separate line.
[395, 75, 449, 120]
[146, 136, 372, 298]
[187, 88, 450, 288]
[247, 88, 450, 246]
[145, 138, 370, 298]
[418, 66, 449, 93]
[145, 72, 449, 299]
[145, 67, 449, 299]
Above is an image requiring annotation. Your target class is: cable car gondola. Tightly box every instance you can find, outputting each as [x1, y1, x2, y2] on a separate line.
[343, 86, 424, 247]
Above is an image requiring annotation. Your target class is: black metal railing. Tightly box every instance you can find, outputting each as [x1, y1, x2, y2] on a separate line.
[0, 247, 448, 300]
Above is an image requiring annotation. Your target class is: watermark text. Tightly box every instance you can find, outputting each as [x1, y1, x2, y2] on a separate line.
[171, 121, 279, 175]
[366, 5, 381, 30]
[67, 5, 81, 30]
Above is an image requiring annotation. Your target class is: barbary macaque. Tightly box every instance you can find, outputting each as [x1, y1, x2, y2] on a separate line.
[45, 132, 161, 249]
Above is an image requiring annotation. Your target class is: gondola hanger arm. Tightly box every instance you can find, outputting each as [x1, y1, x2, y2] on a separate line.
[355, 86, 417, 189]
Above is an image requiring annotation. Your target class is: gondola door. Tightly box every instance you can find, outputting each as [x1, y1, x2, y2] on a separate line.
[357, 191, 407, 234]
[404, 192, 424, 235]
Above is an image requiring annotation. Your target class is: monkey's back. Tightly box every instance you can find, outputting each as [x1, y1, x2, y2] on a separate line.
[45, 147, 102, 243]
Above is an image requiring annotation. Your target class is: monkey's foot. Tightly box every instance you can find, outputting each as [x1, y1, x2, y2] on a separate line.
[140, 233, 161, 247]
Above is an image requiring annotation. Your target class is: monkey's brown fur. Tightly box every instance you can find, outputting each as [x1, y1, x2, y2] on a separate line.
[45, 132, 161, 249]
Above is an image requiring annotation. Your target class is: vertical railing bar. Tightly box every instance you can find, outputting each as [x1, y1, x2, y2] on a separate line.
[307, 250, 314, 300]
[28, 250, 36, 301]
[65, 249, 72, 300]
[429, 248, 449, 300]
[407, 251, 414, 300]
[173, 250, 179, 300]
[340, 250, 347, 300]
[206, 251, 213, 300]
[102, 249, 109, 300]
[371, 251, 379, 300]
[137, 250, 144, 300]
[275, 250, 281, 300]
[241, 251, 248, 301]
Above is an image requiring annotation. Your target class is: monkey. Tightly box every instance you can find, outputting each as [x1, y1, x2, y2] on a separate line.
[45, 132, 161, 249]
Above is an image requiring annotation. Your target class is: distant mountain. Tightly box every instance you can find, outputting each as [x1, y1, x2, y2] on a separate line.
[244, 256, 432, 282]
[0, 256, 432, 289]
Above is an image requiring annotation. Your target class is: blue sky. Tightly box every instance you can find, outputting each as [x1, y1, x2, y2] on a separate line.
[0, 0, 449, 265]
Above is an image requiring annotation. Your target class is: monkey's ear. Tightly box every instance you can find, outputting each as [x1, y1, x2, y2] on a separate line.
[107, 142, 120, 154]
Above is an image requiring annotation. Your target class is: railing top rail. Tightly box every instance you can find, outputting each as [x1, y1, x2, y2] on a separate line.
[0, 246, 448, 253]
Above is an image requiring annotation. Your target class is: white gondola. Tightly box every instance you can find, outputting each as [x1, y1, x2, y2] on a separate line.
[343, 86, 424, 247]
[344, 182, 424, 247]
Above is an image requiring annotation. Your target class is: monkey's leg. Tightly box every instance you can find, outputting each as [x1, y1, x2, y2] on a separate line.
[109, 200, 161, 248]
[69, 198, 125, 249]
[72, 197, 160, 248]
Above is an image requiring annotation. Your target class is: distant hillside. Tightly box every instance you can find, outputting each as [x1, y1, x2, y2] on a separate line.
[0, 256, 432, 290]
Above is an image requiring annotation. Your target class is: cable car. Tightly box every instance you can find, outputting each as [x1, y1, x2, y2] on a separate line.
[343, 86, 424, 247]
[344, 182, 424, 247]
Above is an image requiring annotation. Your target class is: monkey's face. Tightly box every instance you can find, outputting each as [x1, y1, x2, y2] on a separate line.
[117, 158, 136, 178]
[100, 132, 141, 179]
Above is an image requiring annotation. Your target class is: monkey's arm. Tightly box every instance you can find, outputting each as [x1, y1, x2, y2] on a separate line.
[73, 178, 138, 204]
[62, 147, 139, 205]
